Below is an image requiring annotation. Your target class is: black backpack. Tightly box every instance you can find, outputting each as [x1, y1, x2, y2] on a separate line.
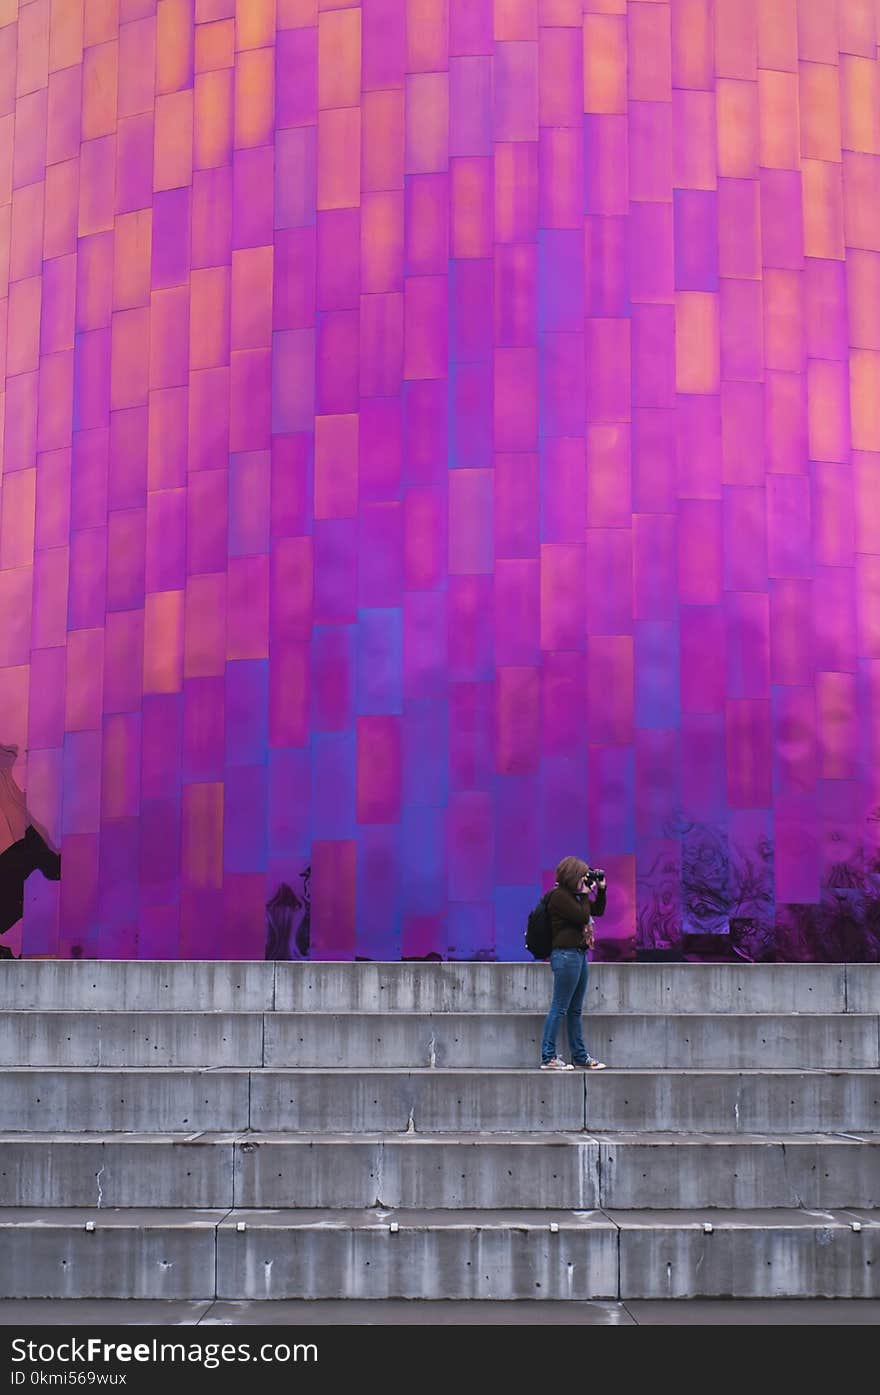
[525, 892, 552, 960]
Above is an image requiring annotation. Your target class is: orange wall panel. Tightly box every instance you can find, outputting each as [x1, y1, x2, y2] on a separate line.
[583, 14, 626, 114]
[157, 0, 195, 94]
[318, 5, 360, 108]
[234, 45, 275, 148]
[675, 291, 720, 394]
[154, 89, 194, 190]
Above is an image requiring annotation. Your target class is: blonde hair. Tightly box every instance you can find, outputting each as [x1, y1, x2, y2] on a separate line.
[555, 855, 590, 895]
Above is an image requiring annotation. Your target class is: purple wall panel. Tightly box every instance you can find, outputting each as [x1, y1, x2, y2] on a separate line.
[773, 686, 818, 798]
[450, 361, 492, 470]
[587, 636, 634, 746]
[635, 729, 680, 839]
[541, 753, 589, 868]
[357, 608, 403, 715]
[678, 499, 722, 605]
[496, 665, 540, 776]
[356, 824, 400, 959]
[727, 698, 773, 808]
[814, 565, 857, 674]
[543, 438, 585, 541]
[448, 574, 494, 681]
[28, 646, 67, 751]
[311, 733, 355, 840]
[495, 244, 537, 348]
[183, 677, 226, 783]
[541, 650, 584, 759]
[403, 698, 447, 808]
[403, 590, 446, 700]
[495, 774, 540, 887]
[680, 607, 725, 715]
[635, 620, 680, 730]
[681, 713, 727, 820]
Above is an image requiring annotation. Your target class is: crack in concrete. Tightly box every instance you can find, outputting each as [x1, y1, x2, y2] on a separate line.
[780, 1141, 806, 1209]
[734, 1075, 743, 1132]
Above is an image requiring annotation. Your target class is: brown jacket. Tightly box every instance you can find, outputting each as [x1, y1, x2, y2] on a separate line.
[547, 884, 607, 951]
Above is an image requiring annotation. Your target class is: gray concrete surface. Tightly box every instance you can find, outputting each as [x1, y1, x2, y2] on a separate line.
[232, 1134, 600, 1210]
[613, 1207, 880, 1298]
[0, 1069, 251, 1132]
[214, 1208, 621, 1301]
[5, 1009, 876, 1069]
[4, 1132, 878, 1211]
[3, 1207, 877, 1301]
[0, 1135, 238, 1208]
[251, 1067, 880, 1134]
[260, 1010, 879, 1070]
[7, 1297, 879, 1324]
[1, 960, 876, 1305]
[0, 1012, 265, 1067]
[0, 962, 276, 1012]
[594, 1133, 880, 1209]
[845, 964, 880, 1013]
[248, 1068, 588, 1133]
[271, 962, 854, 1014]
[0, 1209, 225, 1300]
[3, 1066, 878, 1134]
[3, 960, 870, 1015]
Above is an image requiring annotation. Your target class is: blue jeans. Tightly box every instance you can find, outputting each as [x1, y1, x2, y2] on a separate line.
[540, 948, 590, 1064]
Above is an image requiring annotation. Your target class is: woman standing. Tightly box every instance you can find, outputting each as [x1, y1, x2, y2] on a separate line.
[539, 855, 607, 1070]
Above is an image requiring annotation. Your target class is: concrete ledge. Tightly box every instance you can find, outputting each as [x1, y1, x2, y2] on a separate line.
[0, 963, 276, 1012]
[2, 962, 864, 1015]
[253, 1068, 880, 1135]
[596, 1134, 880, 1209]
[261, 1012, 878, 1070]
[216, 1209, 619, 1301]
[846, 965, 880, 1014]
[0, 1136, 238, 1208]
[3, 1132, 877, 1212]
[0, 1209, 224, 1300]
[0, 1013, 265, 1067]
[273, 963, 852, 1015]
[2, 1067, 877, 1134]
[249, 1069, 586, 1133]
[0, 1070, 251, 1133]
[0, 1297, 634, 1326]
[233, 1134, 600, 1210]
[613, 1208, 880, 1298]
[2, 1208, 875, 1300]
[583, 1070, 880, 1134]
[4, 1011, 876, 1069]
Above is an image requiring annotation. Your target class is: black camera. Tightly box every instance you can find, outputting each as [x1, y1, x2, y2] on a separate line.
[585, 868, 606, 889]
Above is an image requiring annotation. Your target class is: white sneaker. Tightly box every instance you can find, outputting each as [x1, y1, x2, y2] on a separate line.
[540, 1057, 575, 1070]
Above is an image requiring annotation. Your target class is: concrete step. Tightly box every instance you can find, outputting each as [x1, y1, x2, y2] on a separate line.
[2, 1132, 877, 1211]
[9, 1296, 880, 1325]
[5, 1296, 880, 1325]
[3, 1011, 878, 1069]
[2, 1068, 879, 1134]
[3, 961, 874, 1015]
[1, 1207, 876, 1300]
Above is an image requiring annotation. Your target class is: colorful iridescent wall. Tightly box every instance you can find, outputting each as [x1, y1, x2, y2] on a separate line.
[2, 0, 879, 961]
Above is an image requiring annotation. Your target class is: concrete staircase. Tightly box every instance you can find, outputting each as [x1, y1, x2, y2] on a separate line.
[0, 961, 877, 1301]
